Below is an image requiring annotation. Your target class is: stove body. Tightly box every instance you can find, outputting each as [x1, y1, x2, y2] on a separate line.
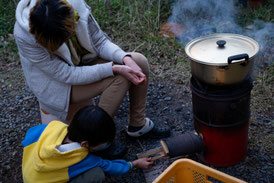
[190, 77, 253, 166]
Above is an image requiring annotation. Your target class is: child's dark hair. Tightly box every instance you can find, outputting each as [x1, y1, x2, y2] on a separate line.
[68, 105, 116, 147]
[29, 0, 75, 52]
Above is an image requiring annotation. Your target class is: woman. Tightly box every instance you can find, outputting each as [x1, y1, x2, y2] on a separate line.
[14, 0, 170, 138]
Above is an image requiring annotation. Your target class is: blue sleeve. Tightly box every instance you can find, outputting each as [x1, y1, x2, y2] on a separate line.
[22, 124, 47, 147]
[68, 154, 131, 179]
[98, 159, 131, 176]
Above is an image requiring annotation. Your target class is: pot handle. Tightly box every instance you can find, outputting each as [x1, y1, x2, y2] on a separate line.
[228, 53, 249, 64]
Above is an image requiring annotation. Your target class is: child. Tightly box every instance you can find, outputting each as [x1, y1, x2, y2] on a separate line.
[22, 105, 153, 183]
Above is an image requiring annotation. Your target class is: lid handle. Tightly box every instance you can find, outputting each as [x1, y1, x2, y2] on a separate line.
[228, 53, 249, 64]
[216, 40, 226, 48]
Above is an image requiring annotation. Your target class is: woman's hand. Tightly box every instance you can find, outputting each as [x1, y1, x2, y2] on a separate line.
[112, 65, 145, 85]
[133, 158, 153, 169]
[123, 56, 142, 72]
[122, 56, 146, 84]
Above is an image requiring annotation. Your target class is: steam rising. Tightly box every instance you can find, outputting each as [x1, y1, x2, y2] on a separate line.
[169, 0, 274, 65]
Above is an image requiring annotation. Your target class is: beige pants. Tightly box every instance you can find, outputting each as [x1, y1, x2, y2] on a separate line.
[70, 52, 149, 127]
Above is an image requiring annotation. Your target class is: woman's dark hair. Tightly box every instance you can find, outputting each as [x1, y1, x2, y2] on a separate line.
[67, 105, 116, 147]
[29, 0, 76, 52]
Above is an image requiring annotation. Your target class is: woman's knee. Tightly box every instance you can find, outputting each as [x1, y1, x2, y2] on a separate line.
[128, 52, 149, 76]
[114, 75, 131, 90]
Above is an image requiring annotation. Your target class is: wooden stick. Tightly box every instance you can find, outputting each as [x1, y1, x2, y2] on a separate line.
[151, 153, 166, 161]
[137, 146, 164, 159]
[137, 142, 169, 161]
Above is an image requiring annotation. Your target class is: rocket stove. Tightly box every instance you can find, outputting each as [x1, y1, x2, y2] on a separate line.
[185, 33, 258, 167]
[139, 34, 259, 168]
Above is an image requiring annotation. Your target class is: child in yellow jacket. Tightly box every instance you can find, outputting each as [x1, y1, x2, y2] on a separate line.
[22, 105, 153, 183]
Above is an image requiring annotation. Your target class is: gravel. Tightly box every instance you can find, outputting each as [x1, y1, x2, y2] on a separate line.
[0, 67, 273, 183]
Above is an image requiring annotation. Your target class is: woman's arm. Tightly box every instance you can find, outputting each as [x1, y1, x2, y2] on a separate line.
[86, 13, 127, 64]
[16, 37, 114, 85]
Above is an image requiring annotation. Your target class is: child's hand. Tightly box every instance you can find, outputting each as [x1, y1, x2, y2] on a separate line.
[133, 158, 153, 169]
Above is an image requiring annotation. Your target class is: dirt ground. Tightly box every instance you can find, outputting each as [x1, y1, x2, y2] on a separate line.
[0, 62, 273, 183]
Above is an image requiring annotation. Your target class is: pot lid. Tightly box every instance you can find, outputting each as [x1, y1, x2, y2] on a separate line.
[185, 33, 259, 66]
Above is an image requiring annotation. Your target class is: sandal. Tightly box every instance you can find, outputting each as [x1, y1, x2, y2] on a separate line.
[127, 118, 154, 137]
[127, 118, 171, 139]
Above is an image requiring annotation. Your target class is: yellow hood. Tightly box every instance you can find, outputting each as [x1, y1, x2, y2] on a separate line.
[31, 121, 88, 172]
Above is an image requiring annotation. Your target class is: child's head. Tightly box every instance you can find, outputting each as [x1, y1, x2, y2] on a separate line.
[67, 105, 116, 149]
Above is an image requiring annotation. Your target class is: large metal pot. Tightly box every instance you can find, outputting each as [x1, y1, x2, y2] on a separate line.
[185, 33, 259, 85]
